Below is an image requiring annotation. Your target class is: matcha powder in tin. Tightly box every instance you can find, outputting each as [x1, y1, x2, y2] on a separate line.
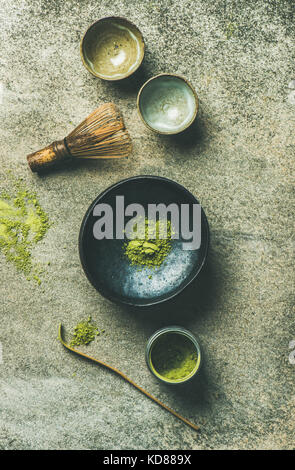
[151, 333, 198, 381]
[0, 182, 50, 283]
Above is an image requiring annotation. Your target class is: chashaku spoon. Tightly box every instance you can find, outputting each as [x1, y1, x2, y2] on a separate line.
[58, 324, 199, 432]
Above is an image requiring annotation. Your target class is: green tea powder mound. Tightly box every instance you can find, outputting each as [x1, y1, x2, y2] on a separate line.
[0, 184, 50, 283]
[124, 218, 172, 269]
[70, 317, 101, 347]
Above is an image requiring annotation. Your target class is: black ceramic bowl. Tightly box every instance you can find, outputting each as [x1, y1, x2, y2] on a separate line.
[79, 176, 209, 306]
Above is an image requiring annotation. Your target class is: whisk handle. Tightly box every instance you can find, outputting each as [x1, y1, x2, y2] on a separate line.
[27, 139, 71, 173]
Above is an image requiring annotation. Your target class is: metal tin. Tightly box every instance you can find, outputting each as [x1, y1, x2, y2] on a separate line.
[146, 326, 202, 385]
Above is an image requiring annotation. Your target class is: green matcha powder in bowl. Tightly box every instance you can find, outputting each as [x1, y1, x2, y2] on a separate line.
[146, 326, 202, 384]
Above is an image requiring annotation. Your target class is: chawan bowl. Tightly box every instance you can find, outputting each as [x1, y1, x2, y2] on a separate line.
[80, 17, 145, 80]
[137, 73, 198, 134]
[79, 176, 209, 307]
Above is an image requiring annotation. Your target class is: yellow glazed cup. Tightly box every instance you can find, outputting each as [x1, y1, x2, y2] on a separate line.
[80, 17, 145, 81]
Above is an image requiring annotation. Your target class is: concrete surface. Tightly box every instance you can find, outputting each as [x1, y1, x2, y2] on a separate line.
[0, 0, 294, 450]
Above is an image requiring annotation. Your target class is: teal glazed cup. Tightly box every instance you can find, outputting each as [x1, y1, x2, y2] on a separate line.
[146, 326, 202, 385]
[137, 73, 198, 134]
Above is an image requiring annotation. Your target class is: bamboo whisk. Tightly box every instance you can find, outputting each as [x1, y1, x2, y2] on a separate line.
[27, 103, 132, 173]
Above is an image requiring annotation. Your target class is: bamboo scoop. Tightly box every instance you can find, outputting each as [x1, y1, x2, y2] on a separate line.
[58, 324, 200, 432]
[27, 103, 132, 173]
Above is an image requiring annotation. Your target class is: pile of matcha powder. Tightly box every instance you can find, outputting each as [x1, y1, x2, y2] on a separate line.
[70, 317, 105, 347]
[0, 182, 50, 283]
[124, 218, 172, 270]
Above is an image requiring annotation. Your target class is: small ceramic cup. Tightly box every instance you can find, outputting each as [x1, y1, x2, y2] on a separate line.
[146, 326, 202, 385]
[80, 17, 145, 81]
[137, 73, 198, 134]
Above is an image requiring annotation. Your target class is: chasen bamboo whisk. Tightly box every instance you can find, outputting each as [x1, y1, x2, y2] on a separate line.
[27, 103, 132, 173]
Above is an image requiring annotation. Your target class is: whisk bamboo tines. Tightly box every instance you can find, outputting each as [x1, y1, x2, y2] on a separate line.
[27, 103, 132, 173]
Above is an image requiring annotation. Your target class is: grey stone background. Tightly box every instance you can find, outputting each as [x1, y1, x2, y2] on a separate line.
[0, 0, 294, 450]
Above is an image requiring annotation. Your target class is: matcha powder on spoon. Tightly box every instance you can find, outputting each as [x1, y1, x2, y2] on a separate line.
[69, 317, 104, 347]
